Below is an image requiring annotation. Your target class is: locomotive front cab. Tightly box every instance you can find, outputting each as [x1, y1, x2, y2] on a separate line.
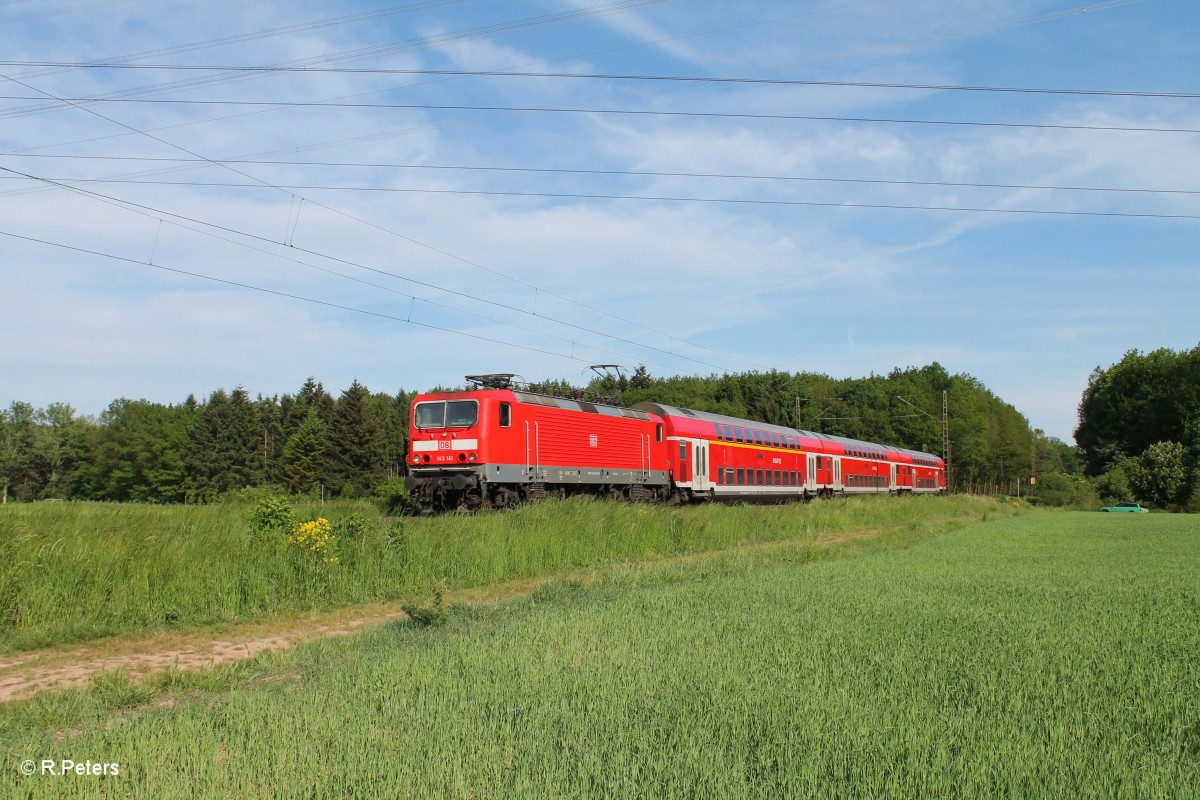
[405, 391, 494, 512]
[411, 397, 483, 467]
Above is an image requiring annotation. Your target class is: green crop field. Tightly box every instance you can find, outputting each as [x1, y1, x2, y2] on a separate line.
[0, 495, 997, 651]
[4, 510, 1198, 798]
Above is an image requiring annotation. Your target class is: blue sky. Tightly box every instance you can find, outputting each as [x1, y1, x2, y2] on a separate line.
[1, 0, 1197, 441]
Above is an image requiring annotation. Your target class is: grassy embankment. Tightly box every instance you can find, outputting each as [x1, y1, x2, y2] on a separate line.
[0, 494, 1003, 651]
[2, 512, 1197, 798]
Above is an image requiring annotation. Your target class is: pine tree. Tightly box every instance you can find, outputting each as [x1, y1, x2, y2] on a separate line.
[185, 388, 261, 500]
[283, 377, 335, 439]
[324, 380, 387, 496]
[281, 409, 329, 495]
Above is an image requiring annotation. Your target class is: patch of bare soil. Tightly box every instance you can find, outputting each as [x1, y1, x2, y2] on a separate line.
[0, 527, 891, 702]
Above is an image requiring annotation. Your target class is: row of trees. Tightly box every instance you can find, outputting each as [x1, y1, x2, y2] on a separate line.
[1, 379, 415, 503]
[1, 362, 1072, 503]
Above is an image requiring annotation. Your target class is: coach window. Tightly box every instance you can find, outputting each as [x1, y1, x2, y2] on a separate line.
[499, 402, 511, 428]
[736, 468, 745, 485]
[753, 430, 763, 445]
[714, 423, 724, 441]
[755, 468, 763, 485]
[734, 427, 744, 443]
[723, 424, 734, 441]
[679, 442, 687, 461]
[656, 424, 663, 443]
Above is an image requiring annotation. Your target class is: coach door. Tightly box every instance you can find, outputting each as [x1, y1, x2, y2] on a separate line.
[833, 457, 842, 490]
[693, 440, 710, 491]
[806, 454, 816, 492]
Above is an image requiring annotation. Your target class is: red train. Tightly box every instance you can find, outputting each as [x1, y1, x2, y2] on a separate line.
[405, 376, 945, 512]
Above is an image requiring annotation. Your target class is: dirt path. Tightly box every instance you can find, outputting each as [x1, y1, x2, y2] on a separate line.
[0, 528, 886, 702]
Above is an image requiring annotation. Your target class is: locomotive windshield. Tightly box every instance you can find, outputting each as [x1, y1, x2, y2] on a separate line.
[414, 400, 478, 430]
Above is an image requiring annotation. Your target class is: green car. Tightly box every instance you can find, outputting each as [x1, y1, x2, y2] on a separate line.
[1100, 502, 1148, 513]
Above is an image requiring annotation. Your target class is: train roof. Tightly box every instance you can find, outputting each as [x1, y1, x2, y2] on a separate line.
[634, 402, 942, 467]
[510, 391, 655, 421]
[414, 387, 656, 422]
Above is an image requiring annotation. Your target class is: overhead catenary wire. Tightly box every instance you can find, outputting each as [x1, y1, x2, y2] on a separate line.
[0, 162, 744, 373]
[0, 65, 765, 373]
[2, 0, 1149, 213]
[5, 174, 1196, 220]
[2, 94, 1195, 134]
[4, 0, 1101, 168]
[0, 0, 893, 156]
[6, 0, 476, 80]
[9, 153, 1197, 196]
[0, 0, 681, 121]
[0, 227, 611, 367]
[5, 62, 1195, 100]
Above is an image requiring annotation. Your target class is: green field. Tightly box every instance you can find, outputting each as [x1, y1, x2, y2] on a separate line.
[0, 495, 998, 651]
[3, 510, 1197, 798]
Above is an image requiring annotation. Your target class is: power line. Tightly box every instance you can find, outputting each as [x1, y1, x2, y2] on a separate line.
[0, 0, 888, 156]
[0, 65, 765, 373]
[7, 174, 1196, 220]
[4, 62, 1195, 99]
[9, 153, 1197, 196]
[0, 0, 680, 121]
[7, 0, 475, 79]
[2, 94, 1195, 134]
[0, 227, 606, 366]
[0, 163, 745, 372]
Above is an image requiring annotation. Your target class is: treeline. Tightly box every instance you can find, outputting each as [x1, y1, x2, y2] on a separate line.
[0, 379, 415, 503]
[1, 363, 1071, 503]
[1074, 344, 1200, 510]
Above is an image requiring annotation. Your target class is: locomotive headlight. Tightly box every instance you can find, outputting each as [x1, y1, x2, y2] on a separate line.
[468, 453, 477, 462]
[412, 454, 421, 464]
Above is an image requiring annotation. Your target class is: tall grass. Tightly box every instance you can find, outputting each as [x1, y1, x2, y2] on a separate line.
[3, 512, 1196, 798]
[0, 495, 1006, 650]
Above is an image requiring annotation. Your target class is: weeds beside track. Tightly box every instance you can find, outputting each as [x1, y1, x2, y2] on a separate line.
[0, 494, 1001, 652]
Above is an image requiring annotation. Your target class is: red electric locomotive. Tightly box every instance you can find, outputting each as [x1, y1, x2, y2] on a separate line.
[404, 375, 670, 512]
[405, 375, 945, 512]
